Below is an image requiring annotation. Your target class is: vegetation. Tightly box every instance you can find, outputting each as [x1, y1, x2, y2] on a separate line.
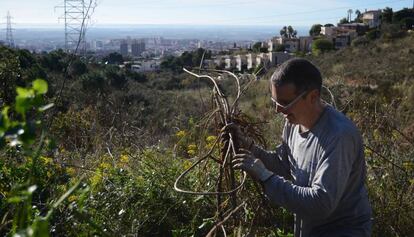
[311, 38, 334, 55]
[309, 24, 322, 36]
[280, 25, 297, 39]
[1, 15, 414, 236]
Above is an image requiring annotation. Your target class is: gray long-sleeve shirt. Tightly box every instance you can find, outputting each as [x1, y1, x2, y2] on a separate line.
[252, 105, 372, 237]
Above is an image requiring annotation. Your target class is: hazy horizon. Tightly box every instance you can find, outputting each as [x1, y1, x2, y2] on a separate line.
[12, 24, 310, 42]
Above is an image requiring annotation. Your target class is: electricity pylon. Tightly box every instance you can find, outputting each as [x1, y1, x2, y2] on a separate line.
[57, 0, 91, 54]
[5, 11, 15, 48]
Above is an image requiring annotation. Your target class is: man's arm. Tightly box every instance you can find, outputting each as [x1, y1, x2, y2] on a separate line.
[251, 143, 292, 180]
[262, 132, 357, 220]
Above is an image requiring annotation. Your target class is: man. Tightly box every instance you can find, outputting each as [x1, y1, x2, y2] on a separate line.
[229, 58, 372, 237]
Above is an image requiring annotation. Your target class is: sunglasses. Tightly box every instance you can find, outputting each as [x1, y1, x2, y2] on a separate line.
[271, 90, 308, 110]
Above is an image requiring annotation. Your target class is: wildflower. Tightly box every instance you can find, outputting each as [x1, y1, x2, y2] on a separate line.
[188, 144, 197, 151]
[206, 135, 217, 144]
[41, 156, 53, 165]
[120, 154, 129, 163]
[183, 160, 193, 170]
[364, 148, 372, 157]
[66, 167, 76, 176]
[99, 162, 111, 170]
[176, 130, 186, 138]
[68, 195, 77, 202]
[187, 149, 196, 156]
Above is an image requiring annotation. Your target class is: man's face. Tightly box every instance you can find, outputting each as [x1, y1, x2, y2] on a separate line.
[270, 83, 310, 124]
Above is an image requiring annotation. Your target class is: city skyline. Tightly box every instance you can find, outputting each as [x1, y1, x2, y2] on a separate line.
[0, 0, 412, 28]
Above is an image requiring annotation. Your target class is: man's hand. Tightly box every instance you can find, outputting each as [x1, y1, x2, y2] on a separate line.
[221, 123, 254, 151]
[232, 149, 274, 182]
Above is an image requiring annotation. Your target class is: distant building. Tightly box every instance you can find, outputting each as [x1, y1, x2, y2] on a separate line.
[283, 38, 300, 52]
[235, 54, 247, 71]
[299, 36, 313, 52]
[320, 24, 365, 49]
[362, 10, 382, 28]
[333, 35, 351, 49]
[246, 53, 256, 70]
[131, 40, 145, 57]
[120, 40, 128, 56]
[131, 60, 160, 72]
[268, 37, 302, 53]
[224, 56, 236, 70]
[273, 52, 292, 65]
[337, 23, 368, 36]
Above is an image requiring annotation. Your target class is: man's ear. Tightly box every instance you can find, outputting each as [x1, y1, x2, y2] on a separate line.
[309, 89, 320, 104]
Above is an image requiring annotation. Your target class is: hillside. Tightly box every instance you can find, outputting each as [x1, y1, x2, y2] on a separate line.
[1, 32, 413, 236]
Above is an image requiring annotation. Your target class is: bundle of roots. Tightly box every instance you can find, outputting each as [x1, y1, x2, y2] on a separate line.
[174, 68, 268, 236]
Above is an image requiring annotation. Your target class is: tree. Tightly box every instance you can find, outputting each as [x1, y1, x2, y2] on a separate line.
[309, 24, 322, 36]
[339, 17, 349, 24]
[280, 25, 297, 38]
[393, 8, 414, 23]
[354, 9, 363, 23]
[252, 42, 262, 53]
[324, 23, 334, 27]
[400, 17, 414, 29]
[287, 25, 297, 38]
[274, 44, 286, 52]
[311, 39, 334, 55]
[103, 52, 124, 65]
[382, 7, 393, 24]
[280, 26, 288, 38]
[348, 9, 353, 22]
[70, 59, 88, 76]
[0, 46, 22, 104]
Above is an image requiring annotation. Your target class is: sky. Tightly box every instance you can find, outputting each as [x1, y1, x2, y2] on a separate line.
[0, 0, 412, 28]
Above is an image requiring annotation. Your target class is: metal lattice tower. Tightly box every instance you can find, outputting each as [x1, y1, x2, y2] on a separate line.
[5, 11, 15, 48]
[57, 0, 89, 54]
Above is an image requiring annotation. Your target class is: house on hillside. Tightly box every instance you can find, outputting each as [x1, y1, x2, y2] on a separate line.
[224, 56, 236, 70]
[235, 54, 247, 71]
[267, 37, 302, 52]
[282, 38, 300, 52]
[337, 23, 368, 36]
[246, 53, 256, 70]
[321, 24, 364, 49]
[362, 10, 382, 28]
[299, 36, 313, 52]
[333, 35, 351, 49]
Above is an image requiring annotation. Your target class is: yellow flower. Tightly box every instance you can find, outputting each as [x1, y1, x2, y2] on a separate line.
[40, 156, 53, 165]
[403, 161, 414, 171]
[187, 149, 196, 156]
[99, 162, 111, 170]
[188, 144, 197, 151]
[364, 148, 372, 157]
[183, 160, 193, 170]
[90, 172, 103, 187]
[392, 130, 400, 139]
[68, 195, 77, 202]
[66, 167, 76, 176]
[120, 154, 129, 164]
[176, 130, 186, 138]
[206, 135, 217, 144]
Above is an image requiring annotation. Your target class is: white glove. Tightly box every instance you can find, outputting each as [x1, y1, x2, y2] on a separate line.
[232, 149, 274, 182]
